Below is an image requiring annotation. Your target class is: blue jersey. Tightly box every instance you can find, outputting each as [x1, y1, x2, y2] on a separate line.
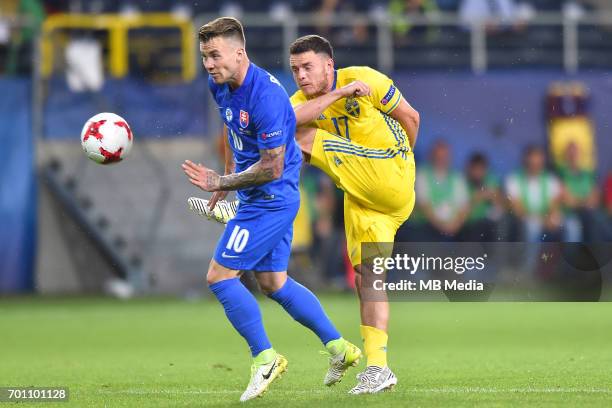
[209, 63, 302, 207]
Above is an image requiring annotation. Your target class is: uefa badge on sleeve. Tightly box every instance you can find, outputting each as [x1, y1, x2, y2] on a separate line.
[239, 110, 249, 128]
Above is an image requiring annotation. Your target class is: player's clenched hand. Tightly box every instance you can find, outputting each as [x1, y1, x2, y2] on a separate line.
[182, 160, 221, 192]
[339, 80, 370, 98]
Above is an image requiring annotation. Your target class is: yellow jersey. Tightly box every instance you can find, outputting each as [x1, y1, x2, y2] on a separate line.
[290, 66, 409, 150]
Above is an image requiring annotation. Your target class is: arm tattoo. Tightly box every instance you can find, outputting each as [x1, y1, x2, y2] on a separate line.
[218, 145, 285, 190]
[226, 159, 236, 175]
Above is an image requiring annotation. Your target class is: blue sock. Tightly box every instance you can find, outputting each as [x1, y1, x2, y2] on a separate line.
[268, 277, 341, 345]
[209, 278, 271, 357]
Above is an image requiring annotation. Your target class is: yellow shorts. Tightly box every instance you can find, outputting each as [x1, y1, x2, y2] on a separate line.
[310, 129, 416, 266]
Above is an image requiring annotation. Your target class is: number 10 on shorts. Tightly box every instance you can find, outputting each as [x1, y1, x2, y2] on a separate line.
[226, 225, 249, 253]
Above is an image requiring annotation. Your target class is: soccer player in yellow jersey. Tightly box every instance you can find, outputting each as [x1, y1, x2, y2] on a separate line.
[288, 35, 420, 394]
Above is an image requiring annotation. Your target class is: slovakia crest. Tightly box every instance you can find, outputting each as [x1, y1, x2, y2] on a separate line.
[239, 110, 249, 128]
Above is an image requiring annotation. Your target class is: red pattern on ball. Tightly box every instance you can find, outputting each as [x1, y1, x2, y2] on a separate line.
[99, 147, 123, 164]
[83, 120, 106, 141]
[114, 121, 132, 141]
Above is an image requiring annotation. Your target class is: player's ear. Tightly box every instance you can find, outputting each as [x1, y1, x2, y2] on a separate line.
[235, 46, 245, 63]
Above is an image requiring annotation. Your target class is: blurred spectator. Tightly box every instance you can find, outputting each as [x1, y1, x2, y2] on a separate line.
[579, 0, 612, 29]
[336, 14, 370, 45]
[316, 0, 375, 45]
[288, 181, 318, 287]
[0, 1, 18, 47]
[546, 81, 595, 172]
[606, 171, 612, 217]
[389, 0, 440, 44]
[546, 81, 589, 119]
[506, 146, 563, 277]
[2, 0, 45, 75]
[505, 145, 563, 242]
[310, 175, 348, 288]
[415, 140, 470, 240]
[317, 0, 348, 35]
[558, 142, 600, 241]
[580, 0, 612, 12]
[460, 152, 504, 241]
[270, 2, 294, 22]
[459, 0, 532, 32]
[460, 0, 516, 27]
[604, 171, 612, 240]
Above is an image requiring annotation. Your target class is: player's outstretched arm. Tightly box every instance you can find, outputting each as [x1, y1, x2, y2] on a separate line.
[294, 81, 370, 126]
[389, 97, 420, 149]
[182, 146, 285, 192]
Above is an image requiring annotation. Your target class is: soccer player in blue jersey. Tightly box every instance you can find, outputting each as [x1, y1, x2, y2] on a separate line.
[181, 17, 361, 402]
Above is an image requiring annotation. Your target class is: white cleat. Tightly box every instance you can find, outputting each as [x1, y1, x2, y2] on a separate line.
[187, 197, 238, 225]
[348, 366, 397, 395]
[240, 354, 288, 402]
[323, 340, 362, 386]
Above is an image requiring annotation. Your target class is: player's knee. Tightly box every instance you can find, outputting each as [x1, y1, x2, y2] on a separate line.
[206, 271, 218, 286]
[257, 280, 282, 295]
[206, 268, 221, 286]
[258, 283, 275, 296]
[255, 273, 287, 295]
[206, 262, 237, 286]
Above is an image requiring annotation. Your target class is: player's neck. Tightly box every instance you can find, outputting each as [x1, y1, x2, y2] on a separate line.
[526, 168, 542, 177]
[228, 59, 251, 91]
[323, 70, 335, 95]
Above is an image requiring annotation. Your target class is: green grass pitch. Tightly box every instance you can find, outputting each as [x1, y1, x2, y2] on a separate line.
[1, 295, 611, 407]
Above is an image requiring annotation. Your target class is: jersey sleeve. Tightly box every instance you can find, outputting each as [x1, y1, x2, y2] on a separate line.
[252, 94, 291, 150]
[362, 67, 403, 115]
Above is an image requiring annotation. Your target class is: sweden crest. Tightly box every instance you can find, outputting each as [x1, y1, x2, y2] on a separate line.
[345, 97, 360, 118]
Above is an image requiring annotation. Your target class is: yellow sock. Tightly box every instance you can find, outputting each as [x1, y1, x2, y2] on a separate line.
[360, 325, 388, 367]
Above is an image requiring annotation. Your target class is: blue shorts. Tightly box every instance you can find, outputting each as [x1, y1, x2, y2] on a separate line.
[213, 200, 300, 272]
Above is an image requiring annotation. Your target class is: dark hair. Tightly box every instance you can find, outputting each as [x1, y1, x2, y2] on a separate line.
[198, 17, 245, 45]
[468, 152, 488, 167]
[289, 35, 334, 59]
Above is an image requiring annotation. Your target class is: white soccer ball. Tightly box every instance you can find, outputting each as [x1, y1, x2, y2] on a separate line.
[80, 112, 133, 164]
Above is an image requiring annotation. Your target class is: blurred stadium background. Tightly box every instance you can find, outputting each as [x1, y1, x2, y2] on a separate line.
[1, 0, 612, 297]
